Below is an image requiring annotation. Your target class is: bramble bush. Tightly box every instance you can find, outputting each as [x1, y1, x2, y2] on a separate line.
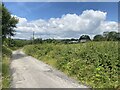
[23, 41, 119, 88]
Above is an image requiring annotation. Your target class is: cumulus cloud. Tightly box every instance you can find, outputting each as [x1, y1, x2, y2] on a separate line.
[12, 10, 118, 39]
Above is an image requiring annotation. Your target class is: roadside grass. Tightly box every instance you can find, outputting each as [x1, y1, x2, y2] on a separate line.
[23, 41, 119, 88]
[0, 61, 2, 89]
[2, 46, 12, 88]
[2, 56, 10, 88]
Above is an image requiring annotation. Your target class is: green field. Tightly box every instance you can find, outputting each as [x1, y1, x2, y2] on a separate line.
[24, 41, 119, 88]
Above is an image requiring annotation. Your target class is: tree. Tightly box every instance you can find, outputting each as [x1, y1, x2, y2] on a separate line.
[116, 32, 120, 41]
[79, 35, 91, 41]
[34, 38, 42, 44]
[103, 31, 119, 41]
[2, 3, 18, 43]
[0, 4, 2, 46]
[93, 34, 104, 41]
[107, 31, 118, 41]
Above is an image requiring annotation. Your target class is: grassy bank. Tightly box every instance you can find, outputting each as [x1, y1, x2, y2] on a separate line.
[24, 41, 119, 88]
[2, 46, 12, 88]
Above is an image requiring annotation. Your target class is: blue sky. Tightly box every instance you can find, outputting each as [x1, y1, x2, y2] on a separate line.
[3, 0, 119, 2]
[3, 2, 118, 39]
[4, 2, 118, 21]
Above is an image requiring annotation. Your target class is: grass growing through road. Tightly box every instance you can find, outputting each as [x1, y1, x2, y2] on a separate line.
[24, 41, 119, 88]
[2, 46, 12, 88]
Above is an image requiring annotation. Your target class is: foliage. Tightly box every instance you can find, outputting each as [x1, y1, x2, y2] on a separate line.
[2, 3, 18, 43]
[34, 38, 43, 44]
[0, 3, 2, 36]
[106, 31, 120, 41]
[2, 45, 12, 57]
[94, 31, 120, 41]
[42, 39, 61, 44]
[1, 4, 12, 87]
[93, 35, 104, 41]
[3, 38, 32, 50]
[11, 39, 31, 47]
[79, 35, 91, 41]
[2, 46, 12, 88]
[24, 42, 119, 88]
[2, 56, 11, 88]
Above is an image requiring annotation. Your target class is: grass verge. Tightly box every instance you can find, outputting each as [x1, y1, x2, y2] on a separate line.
[2, 46, 12, 88]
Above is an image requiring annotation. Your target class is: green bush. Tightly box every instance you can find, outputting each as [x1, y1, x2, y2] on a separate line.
[2, 45, 12, 57]
[23, 41, 119, 88]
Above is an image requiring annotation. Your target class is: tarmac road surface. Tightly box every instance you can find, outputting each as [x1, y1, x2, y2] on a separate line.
[10, 50, 89, 88]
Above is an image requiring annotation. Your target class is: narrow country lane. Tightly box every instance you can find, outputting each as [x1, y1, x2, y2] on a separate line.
[10, 50, 89, 88]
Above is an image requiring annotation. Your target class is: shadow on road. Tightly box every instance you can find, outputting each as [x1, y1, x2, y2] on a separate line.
[11, 50, 27, 60]
[11, 53, 27, 60]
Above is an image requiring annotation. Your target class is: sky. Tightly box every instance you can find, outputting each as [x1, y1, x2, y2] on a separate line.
[4, 2, 118, 40]
[3, 0, 120, 2]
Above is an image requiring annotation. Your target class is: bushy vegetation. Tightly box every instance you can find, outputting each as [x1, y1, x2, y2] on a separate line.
[3, 38, 33, 50]
[2, 4, 18, 43]
[9, 39, 32, 50]
[1, 3, 16, 88]
[24, 41, 119, 88]
[2, 46, 12, 57]
[93, 31, 120, 41]
[2, 46, 12, 88]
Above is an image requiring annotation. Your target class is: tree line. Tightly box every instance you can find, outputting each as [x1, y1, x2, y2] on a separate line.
[30, 31, 120, 45]
[93, 31, 120, 41]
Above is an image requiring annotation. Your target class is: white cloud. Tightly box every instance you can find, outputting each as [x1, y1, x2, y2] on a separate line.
[98, 21, 118, 34]
[12, 10, 118, 39]
[12, 15, 27, 25]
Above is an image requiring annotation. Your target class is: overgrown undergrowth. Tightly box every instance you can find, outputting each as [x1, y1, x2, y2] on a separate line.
[23, 41, 119, 88]
[2, 46, 12, 88]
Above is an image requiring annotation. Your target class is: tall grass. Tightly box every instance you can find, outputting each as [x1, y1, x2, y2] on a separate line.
[2, 46, 12, 88]
[24, 41, 119, 88]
